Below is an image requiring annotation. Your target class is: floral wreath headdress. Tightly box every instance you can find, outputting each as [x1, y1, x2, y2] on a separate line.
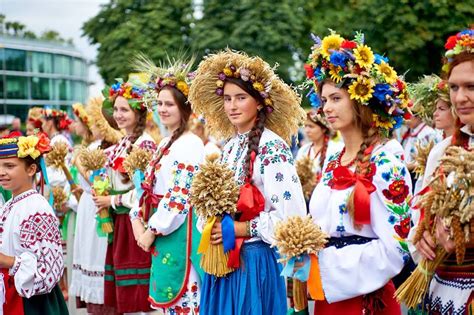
[0, 133, 51, 160]
[408, 75, 451, 125]
[72, 103, 92, 128]
[307, 109, 331, 131]
[189, 49, 306, 144]
[442, 28, 474, 74]
[132, 53, 195, 110]
[304, 31, 412, 137]
[42, 108, 73, 131]
[27, 107, 43, 129]
[102, 78, 147, 112]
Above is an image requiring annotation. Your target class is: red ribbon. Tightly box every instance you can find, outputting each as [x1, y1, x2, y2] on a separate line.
[331, 166, 376, 225]
[227, 151, 265, 268]
[139, 183, 162, 222]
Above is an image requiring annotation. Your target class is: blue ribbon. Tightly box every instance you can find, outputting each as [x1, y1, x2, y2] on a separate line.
[221, 213, 235, 253]
[40, 157, 54, 206]
[280, 254, 311, 281]
[132, 170, 144, 199]
[89, 168, 105, 183]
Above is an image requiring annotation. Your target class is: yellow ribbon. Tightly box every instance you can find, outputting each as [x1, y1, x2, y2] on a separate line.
[198, 216, 217, 254]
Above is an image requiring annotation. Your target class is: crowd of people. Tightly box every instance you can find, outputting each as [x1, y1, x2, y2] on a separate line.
[0, 27, 472, 315]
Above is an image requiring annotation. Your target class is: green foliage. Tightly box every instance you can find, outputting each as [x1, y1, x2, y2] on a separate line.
[82, 0, 193, 83]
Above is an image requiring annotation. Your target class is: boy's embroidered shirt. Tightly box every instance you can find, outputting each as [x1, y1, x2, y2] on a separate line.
[309, 139, 412, 303]
[220, 128, 306, 244]
[0, 190, 63, 298]
[131, 132, 205, 235]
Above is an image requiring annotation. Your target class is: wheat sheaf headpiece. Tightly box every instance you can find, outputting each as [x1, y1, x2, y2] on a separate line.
[189, 49, 305, 144]
[86, 96, 123, 144]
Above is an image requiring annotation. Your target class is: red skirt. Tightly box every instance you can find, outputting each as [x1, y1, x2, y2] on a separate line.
[104, 213, 152, 313]
[314, 281, 401, 315]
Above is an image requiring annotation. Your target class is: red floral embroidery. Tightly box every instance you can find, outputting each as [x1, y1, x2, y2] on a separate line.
[394, 217, 411, 239]
[382, 179, 409, 204]
[326, 159, 338, 172]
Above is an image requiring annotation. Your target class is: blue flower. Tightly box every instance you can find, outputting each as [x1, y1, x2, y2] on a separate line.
[283, 191, 292, 200]
[392, 115, 403, 130]
[388, 215, 396, 224]
[339, 204, 347, 214]
[373, 84, 393, 102]
[314, 67, 325, 81]
[460, 29, 474, 36]
[374, 54, 389, 64]
[336, 225, 346, 233]
[309, 92, 321, 109]
[329, 51, 348, 68]
[382, 171, 391, 182]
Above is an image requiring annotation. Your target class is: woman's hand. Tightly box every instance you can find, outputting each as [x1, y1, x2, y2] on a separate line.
[131, 219, 146, 241]
[415, 230, 436, 261]
[435, 217, 455, 254]
[137, 229, 156, 252]
[211, 220, 249, 245]
[93, 195, 112, 209]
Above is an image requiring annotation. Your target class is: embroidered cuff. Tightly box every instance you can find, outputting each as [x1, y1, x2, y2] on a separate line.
[249, 218, 259, 238]
[9, 256, 21, 276]
[129, 208, 141, 221]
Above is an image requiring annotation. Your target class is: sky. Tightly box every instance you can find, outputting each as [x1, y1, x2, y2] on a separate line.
[1, 0, 109, 96]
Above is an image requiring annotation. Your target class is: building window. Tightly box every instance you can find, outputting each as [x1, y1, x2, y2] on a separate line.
[72, 58, 84, 77]
[31, 77, 51, 100]
[55, 79, 72, 101]
[0, 49, 5, 70]
[6, 76, 28, 99]
[54, 55, 71, 75]
[30, 52, 53, 73]
[0, 76, 4, 98]
[5, 49, 27, 72]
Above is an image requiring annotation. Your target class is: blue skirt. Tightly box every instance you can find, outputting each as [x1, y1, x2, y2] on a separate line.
[200, 241, 287, 315]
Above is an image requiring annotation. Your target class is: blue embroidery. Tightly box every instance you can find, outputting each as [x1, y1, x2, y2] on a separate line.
[283, 191, 291, 200]
[275, 172, 284, 182]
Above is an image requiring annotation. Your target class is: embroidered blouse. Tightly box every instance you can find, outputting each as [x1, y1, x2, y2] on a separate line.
[0, 190, 63, 298]
[309, 139, 412, 303]
[296, 140, 344, 177]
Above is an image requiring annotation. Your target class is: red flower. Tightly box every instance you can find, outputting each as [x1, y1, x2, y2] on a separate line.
[173, 186, 180, 192]
[304, 64, 314, 79]
[178, 163, 185, 169]
[403, 111, 412, 120]
[36, 132, 51, 154]
[181, 188, 189, 195]
[382, 179, 409, 204]
[186, 165, 195, 172]
[394, 217, 410, 239]
[396, 79, 405, 91]
[444, 35, 458, 50]
[341, 40, 357, 49]
[326, 160, 338, 172]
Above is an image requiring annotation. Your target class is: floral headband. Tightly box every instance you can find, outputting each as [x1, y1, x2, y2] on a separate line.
[304, 31, 411, 136]
[0, 133, 51, 160]
[103, 79, 147, 112]
[72, 103, 91, 128]
[155, 65, 194, 97]
[216, 65, 273, 108]
[442, 28, 474, 73]
[409, 75, 451, 124]
[42, 108, 73, 131]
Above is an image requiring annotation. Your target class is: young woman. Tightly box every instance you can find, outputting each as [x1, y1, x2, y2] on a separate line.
[129, 58, 204, 314]
[188, 50, 307, 315]
[69, 99, 117, 314]
[414, 28, 474, 315]
[296, 110, 342, 185]
[26, 107, 43, 136]
[303, 32, 413, 314]
[93, 80, 156, 314]
[0, 133, 68, 314]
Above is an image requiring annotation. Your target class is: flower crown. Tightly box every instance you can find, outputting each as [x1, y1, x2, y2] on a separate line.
[72, 103, 91, 128]
[442, 28, 474, 73]
[304, 31, 411, 135]
[103, 79, 147, 112]
[216, 64, 273, 108]
[0, 133, 51, 160]
[42, 108, 73, 131]
[409, 74, 450, 124]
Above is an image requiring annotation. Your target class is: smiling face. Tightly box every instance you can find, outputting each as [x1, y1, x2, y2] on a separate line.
[223, 82, 260, 134]
[321, 82, 357, 133]
[113, 96, 138, 134]
[0, 157, 36, 195]
[157, 88, 182, 132]
[449, 60, 474, 126]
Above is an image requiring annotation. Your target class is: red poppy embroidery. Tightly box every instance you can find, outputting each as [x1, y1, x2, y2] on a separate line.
[394, 217, 410, 239]
[382, 179, 409, 204]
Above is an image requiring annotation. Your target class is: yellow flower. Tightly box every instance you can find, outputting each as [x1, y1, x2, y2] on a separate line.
[122, 86, 132, 99]
[354, 45, 374, 69]
[17, 136, 40, 159]
[321, 34, 344, 59]
[373, 114, 394, 130]
[177, 81, 189, 96]
[264, 98, 273, 106]
[329, 66, 343, 83]
[253, 82, 264, 92]
[223, 67, 233, 76]
[348, 76, 375, 104]
[216, 80, 224, 88]
[376, 62, 398, 84]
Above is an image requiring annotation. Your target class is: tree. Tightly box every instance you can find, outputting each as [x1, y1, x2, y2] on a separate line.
[191, 0, 305, 82]
[82, 0, 194, 83]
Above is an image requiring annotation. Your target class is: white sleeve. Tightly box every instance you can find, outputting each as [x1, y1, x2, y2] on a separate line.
[251, 139, 307, 244]
[10, 212, 64, 298]
[148, 162, 198, 236]
[318, 152, 412, 302]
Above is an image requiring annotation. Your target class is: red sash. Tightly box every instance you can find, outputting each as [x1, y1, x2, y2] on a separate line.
[1, 268, 24, 315]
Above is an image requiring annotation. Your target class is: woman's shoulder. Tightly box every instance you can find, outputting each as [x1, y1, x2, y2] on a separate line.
[259, 129, 292, 154]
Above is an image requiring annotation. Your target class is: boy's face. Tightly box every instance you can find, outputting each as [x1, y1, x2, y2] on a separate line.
[0, 158, 36, 192]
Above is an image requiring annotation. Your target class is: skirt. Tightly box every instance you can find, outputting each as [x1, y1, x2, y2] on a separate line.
[200, 240, 287, 315]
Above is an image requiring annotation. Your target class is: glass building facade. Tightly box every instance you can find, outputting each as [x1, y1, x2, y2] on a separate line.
[0, 35, 89, 121]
